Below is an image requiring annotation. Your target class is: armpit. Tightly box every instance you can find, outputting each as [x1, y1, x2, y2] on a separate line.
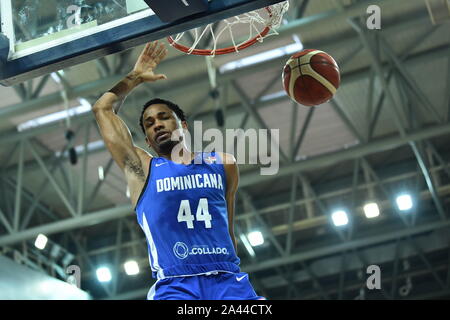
[124, 155, 146, 181]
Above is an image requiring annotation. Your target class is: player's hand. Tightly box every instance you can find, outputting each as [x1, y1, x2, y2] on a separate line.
[133, 41, 168, 83]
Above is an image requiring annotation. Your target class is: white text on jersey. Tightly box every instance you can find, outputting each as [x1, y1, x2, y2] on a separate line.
[156, 173, 224, 192]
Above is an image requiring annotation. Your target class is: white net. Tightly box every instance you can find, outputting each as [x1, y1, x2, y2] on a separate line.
[168, 1, 290, 56]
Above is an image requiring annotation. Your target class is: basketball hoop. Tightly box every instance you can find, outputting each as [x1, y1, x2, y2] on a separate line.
[167, 1, 289, 56]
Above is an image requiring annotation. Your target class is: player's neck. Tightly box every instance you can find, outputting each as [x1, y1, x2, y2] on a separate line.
[158, 146, 194, 164]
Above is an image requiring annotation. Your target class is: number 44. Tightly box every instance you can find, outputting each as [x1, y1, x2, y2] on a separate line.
[177, 198, 212, 229]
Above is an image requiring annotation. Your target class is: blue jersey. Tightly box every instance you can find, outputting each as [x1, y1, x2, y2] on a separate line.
[135, 152, 240, 280]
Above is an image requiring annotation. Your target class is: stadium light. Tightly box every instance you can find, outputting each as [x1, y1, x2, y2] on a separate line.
[98, 166, 104, 181]
[17, 98, 91, 132]
[247, 231, 264, 247]
[34, 234, 48, 250]
[396, 194, 413, 211]
[219, 41, 303, 73]
[124, 260, 140, 276]
[331, 210, 349, 227]
[96, 267, 112, 283]
[363, 202, 380, 218]
[239, 234, 256, 257]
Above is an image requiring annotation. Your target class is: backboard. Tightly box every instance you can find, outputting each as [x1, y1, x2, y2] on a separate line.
[0, 0, 285, 86]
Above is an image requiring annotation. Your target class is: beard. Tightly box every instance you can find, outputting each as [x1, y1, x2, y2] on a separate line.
[157, 138, 178, 154]
[151, 129, 188, 156]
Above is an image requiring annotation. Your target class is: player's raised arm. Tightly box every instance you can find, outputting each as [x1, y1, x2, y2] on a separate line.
[92, 42, 168, 173]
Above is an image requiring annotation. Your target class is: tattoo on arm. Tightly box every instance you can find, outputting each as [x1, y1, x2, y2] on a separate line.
[124, 156, 146, 181]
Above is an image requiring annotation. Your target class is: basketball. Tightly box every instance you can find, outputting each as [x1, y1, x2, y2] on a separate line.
[282, 49, 340, 106]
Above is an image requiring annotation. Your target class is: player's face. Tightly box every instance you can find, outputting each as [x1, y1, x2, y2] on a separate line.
[142, 104, 187, 153]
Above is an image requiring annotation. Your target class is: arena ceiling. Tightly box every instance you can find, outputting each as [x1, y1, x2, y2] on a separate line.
[0, 0, 449, 300]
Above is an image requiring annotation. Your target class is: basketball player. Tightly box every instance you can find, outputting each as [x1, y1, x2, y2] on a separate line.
[92, 41, 264, 300]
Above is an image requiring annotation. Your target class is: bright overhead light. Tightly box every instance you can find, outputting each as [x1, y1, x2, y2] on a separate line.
[247, 231, 264, 247]
[17, 98, 91, 132]
[239, 234, 256, 257]
[124, 260, 140, 276]
[331, 210, 349, 227]
[363, 202, 380, 218]
[34, 234, 48, 250]
[98, 166, 104, 181]
[396, 194, 413, 211]
[96, 267, 112, 283]
[50, 70, 65, 83]
[219, 41, 304, 73]
[126, 186, 130, 199]
[260, 90, 286, 102]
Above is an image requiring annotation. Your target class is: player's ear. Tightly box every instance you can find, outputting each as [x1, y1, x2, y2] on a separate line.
[181, 121, 188, 130]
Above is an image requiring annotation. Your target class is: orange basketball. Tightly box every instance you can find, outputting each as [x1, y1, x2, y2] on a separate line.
[282, 49, 340, 106]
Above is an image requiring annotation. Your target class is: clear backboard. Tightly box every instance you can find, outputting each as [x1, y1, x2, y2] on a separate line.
[0, 0, 285, 86]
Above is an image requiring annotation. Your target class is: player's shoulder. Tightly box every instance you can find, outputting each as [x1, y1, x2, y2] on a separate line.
[215, 152, 236, 166]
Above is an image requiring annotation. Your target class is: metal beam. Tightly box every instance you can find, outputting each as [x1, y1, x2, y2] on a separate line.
[0, 205, 131, 246]
[77, 123, 91, 215]
[405, 235, 447, 290]
[0, 8, 433, 129]
[18, 156, 65, 230]
[85, 171, 450, 257]
[301, 261, 329, 299]
[330, 98, 364, 143]
[84, 158, 114, 212]
[379, 36, 443, 123]
[28, 141, 77, 217]
[104, 224, 450, 300]
[31, 75, 50, 99]
[292, 107, 314, 160]
[348, 19, 407, 137]
[240, 123, 450, 187]
[240, 191, 285, 257]
[243, 219, 450, 273]
[1, 42, 448, 152]
[285, 175, 298, 255]
[13, 141, 24, 231]
[2, 142, 450, 247]
[0, 208, 13, 234]
[231, 80, 289, 163]
[410, 143, 447, 220]
[338, 251, 347, 300]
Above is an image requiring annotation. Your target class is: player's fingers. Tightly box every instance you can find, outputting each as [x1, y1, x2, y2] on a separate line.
[155, 49, 169, 65]
[141, 42, 152, 57]
[145, 41, 158, 56]
[160, 47, 169, 59]
[152, 51, 166, 66]
[137, 42, 150, 60]
[151, 43, 165, 59]
[155, 44, 168, 59]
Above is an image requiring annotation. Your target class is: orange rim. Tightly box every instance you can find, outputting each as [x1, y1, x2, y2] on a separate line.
[167, 7, 273, 56]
